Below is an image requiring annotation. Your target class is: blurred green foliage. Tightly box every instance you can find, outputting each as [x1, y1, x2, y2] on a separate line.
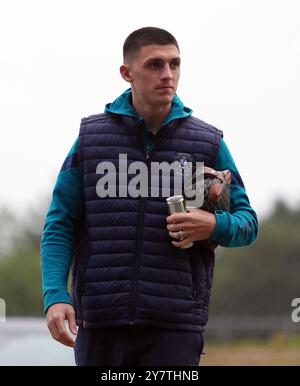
[210, 199, 300, 316]
[0, 247, 43, 315]
[0, 204, 46, 316]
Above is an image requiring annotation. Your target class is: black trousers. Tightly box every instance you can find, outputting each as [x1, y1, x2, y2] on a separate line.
[74, 325, 204, 366]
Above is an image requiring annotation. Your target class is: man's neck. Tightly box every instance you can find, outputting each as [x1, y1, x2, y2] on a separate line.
[132, 96, 171, 134]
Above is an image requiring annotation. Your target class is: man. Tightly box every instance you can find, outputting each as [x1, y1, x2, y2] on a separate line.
[41, 27, 258, 366]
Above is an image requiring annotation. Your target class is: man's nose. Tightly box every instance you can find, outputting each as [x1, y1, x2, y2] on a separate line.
[161, 64, 173, 80]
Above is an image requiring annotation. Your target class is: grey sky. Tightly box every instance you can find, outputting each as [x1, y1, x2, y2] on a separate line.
[1, 0, 300, 218]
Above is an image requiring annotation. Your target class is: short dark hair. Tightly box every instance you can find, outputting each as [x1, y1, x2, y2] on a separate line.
[123, 27, 179, 62]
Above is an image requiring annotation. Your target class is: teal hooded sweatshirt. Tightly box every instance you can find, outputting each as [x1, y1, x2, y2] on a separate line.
[41, 89, 258, 312]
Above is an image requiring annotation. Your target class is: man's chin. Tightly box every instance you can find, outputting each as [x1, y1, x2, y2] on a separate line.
[155, 93, 174, 105]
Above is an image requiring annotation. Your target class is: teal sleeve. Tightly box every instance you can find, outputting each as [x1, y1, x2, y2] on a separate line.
[210, 138, 258, 247]
[41, 139, 84, 312]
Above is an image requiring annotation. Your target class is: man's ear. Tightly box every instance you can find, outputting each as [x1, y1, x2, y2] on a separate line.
[120, 64, 133, 83]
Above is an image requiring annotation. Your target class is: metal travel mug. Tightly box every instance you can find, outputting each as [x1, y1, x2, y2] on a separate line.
[166, 195, 194, 249]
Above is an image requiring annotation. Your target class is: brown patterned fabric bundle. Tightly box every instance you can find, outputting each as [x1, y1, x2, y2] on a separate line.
[200, 166, 231, 212]
[185, 166, 231, 212]
[185, 166, 232, 251]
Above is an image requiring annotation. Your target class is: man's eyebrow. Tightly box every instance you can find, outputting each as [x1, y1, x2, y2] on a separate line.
[144, 56, 181, 64]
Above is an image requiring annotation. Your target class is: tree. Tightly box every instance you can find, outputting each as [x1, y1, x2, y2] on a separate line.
[210, 199, 300, 316]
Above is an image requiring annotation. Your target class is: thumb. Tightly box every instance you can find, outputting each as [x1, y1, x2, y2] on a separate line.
[67, 309, 78, 335]
[186, 207, 197, 213]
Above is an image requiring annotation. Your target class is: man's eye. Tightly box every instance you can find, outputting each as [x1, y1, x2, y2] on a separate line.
[149, 61, 162, 69]
[171, 61, 180, 69]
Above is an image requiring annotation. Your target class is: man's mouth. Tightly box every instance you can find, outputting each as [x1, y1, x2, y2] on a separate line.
[157, 85, 173, 90]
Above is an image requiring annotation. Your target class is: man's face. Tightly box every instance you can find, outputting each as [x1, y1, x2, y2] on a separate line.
[122, 44, 181, 107]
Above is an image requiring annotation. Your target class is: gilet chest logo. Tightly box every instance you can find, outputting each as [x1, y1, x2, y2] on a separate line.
[174, 153, 194, 175]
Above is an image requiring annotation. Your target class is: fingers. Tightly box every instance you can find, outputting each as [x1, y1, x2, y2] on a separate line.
[48, 322, 60, 342]
[166, 212, 191, 224]
[46, 304, 77, 348]
[167, 222, 192, 232]
[169, 230, 191, 240]
[167, 208, 206, 224]
[166, 208, 216, 248]
[67, 308, 78, 336]
[48, 316, 75, 347]
[169, 231, 181, 240]
[171, 237, 194, 249]
[56, 318, 76, 347]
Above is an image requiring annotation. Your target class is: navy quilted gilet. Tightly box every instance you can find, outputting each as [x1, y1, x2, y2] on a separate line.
[72, 112, 223, 331]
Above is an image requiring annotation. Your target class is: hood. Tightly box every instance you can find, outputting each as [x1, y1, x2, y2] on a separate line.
[105, 88, 193, 126]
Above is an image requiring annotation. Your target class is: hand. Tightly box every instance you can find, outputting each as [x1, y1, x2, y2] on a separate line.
[46, 303, 77, 347]
[166, 207, 217, 249]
